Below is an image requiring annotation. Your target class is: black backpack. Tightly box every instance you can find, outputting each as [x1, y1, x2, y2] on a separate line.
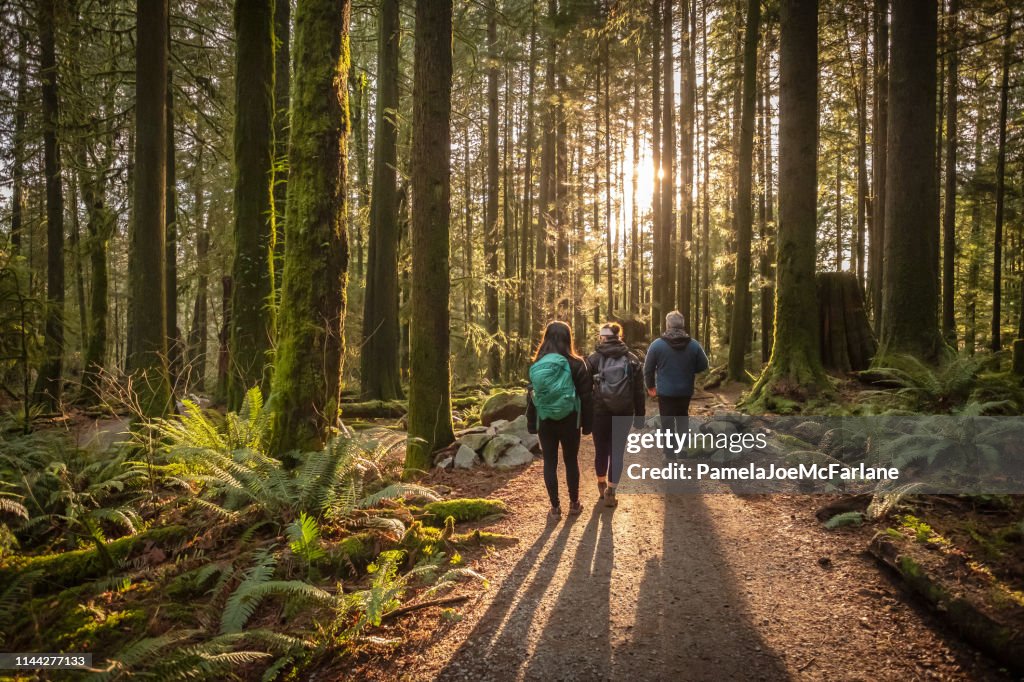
[594, 354, 634, 414]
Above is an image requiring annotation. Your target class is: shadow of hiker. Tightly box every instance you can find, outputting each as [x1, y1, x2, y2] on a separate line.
[627, 493, 789, 680]
[519, 505, 613, 680]
[437, 513, 577, 680]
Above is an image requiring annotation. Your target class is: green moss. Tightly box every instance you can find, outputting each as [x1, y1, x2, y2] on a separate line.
[422, 498, 507, 526]
[0, 525, 188, 592]
[452, 529, 518, 547]
[57, 607, 146, 650]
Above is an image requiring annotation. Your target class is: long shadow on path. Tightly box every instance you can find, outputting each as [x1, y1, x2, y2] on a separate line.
[437, 492, 789, 681]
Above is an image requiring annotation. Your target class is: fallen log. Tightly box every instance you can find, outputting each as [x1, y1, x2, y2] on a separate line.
[339, 400, 407, 418]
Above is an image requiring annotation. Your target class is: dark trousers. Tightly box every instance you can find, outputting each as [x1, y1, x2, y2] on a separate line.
[658, 395, 692, 458]
[538, 413, 581, 508]
[592, 413, 629, 484]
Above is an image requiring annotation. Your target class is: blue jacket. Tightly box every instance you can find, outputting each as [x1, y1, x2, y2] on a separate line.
[643, 330, 709, 397]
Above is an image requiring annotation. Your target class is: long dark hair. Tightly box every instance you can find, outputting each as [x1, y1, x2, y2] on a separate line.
[533, 320, 581, 362]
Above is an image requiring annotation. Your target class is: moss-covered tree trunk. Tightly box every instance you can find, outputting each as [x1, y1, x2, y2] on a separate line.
[273, 0, 290, 278]
[187, 145, 209, 392]
[228, 0, 277, 410]
[127, 0, 172, 418]
[33, 0, 65, 408]
[269, 0, 351, 454]
[727, 0, 759, 383]
[880, 0, 943, 361]
[747, 0, 829, 405]
[360, 0, 403, 401]
[10, 22, 26, 254]
[941, 0, 958, 344]
[406, 0, 455, 474]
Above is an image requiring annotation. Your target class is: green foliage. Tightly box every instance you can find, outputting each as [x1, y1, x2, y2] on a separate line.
[150, 389, 428, 526]
[824, 511, 864, 529]
[862, 353, 1024, 415]
[287, 512, 325, 572]
[422, 498, 508, 525]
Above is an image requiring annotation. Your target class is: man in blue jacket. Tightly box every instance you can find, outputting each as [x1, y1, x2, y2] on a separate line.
[643, 311, 710, 458]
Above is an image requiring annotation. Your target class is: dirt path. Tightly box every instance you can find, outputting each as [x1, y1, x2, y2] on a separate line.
[385, 392, 1007, 681]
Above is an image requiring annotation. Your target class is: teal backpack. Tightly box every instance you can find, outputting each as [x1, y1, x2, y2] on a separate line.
[528, 353, 580, 429]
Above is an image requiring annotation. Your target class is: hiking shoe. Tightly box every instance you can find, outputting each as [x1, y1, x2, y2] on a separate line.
[604, 488, 618, 508]
[548, 506, 561, 520]
[597, 481, 607, 499]
[568, 500, 583, 515]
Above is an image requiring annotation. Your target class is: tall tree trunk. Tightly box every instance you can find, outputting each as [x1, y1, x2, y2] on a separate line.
[651, 0, 663, 334]
[881, 0, 941, 360]
[166, 65, 180, 389]
[728, 0, 759, 382]
[659, 0, 676, 326]
[269, 0, 351, 453]
[273, 0, 290, 281]
[758, 46, 775, 364]
[856, 12, 868, 289]
[360, 0, 403, 400]
[555, 73, 570, 317]
[870, 0, 888, 331]
[749, 0, 828, 402]
[485, 2, 501, 380]
[33, 0, 65, 407]
[604, 26, 613, 319]
[965, 77, 984, 355]
[70, 178, 87, 357]
[127, 0, 172, 417]
[534, 0, 557, 336]
[187, 145, 208, 391]
[406, 0, 455, 473]
[11, 21, 26, 253]
[941, 0, 958, 343]
[630, 63, 640, 314]
[992, 12, 1012, 352]
[518, 2, 538, 351]
[678, 0, 695, 326]
[228, 0, 277, 409]
[700, 0, 711, 348]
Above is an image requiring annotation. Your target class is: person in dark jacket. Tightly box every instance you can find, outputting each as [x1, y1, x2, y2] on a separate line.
[643, 311, 709, 458]
[526, 321, 594, 518]
[586, 323, 645, 507]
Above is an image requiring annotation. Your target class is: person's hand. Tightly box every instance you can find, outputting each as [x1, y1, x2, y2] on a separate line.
[632, 416, 645, 429]
[647, 387, 657, 398]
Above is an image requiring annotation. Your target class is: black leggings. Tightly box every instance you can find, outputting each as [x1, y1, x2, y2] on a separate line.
[592, 413, 629, 484]
[658, 395, 692, 458]
[538, 413, 581, 508]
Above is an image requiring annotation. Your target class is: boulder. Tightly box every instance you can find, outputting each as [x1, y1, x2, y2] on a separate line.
[454, 444, 479, 469]
[496, 444, 535, 470]
[460, 432, 494, 452]
[480, 391, 528, 426]
[792, 420, 827, 445]
[435, 456, 454, 470]
[457, 425, 491, 436]
[489, 419, 510, 431]
[482, 434, 520, 466]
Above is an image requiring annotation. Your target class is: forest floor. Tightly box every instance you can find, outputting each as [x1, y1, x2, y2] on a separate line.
[350, 388, 1010, 681]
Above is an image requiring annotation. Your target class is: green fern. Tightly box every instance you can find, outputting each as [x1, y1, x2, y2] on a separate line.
[287, 512, 325, 568]
[222, 548, 278, 634]
[824, 511, 864, 529]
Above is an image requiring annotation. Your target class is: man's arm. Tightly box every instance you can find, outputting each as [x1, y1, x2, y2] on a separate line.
[693, 341, 710, 374]
[643, 341, 658, 392]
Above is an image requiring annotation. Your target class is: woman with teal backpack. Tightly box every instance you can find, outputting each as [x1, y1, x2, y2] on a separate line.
[526, 321, 594, 519]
